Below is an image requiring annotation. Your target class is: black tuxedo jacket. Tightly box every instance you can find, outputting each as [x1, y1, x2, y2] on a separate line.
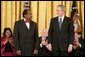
[13, 19, 39, 56]
[48, 16, 74, 52]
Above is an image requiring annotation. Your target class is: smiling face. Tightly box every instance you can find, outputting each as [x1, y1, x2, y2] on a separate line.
[23, 9, 32, 21]
[56, 5, 65, 17]
[24, 11, 32, 21]
[74, 33, 79, 42]
[5, 30, 11, 38]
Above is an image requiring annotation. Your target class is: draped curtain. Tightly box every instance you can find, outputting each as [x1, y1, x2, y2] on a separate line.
[1, 1, 84, 38]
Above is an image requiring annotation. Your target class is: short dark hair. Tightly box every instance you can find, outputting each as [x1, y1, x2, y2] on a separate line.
[3, 28, 12, 37]
[22, 9, 31, 18]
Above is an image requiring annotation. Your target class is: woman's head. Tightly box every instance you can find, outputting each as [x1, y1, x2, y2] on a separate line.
[73, 13, 80, 20]
[3, 28, 12, 37]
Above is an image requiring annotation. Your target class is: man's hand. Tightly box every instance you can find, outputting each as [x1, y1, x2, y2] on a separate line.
[68, 44, 73, 53]
[75, 41, 81, 48]
[16, 50, 21, 56]
[33, 49, 38, 55]
[41, 40, 48, 46]
[46, 44, 52, 51]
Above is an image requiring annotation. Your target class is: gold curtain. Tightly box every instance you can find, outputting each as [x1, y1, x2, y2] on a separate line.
[1, 1, 25, 36]
[1, 1, 84, 38]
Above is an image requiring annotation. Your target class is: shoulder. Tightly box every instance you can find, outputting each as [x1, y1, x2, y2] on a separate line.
[15, 19, 23, 23]
[51, 17, 58, 22]
[31, 21, 37, 25]
[77, 19, 81, 25]
[14, 19, 23, 25]
[65, 16, 72, 20]
[65, 16, 73, 22]
[1, 36, 5, 41]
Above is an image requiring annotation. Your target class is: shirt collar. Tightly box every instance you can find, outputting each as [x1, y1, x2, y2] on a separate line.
[24, 18, 30, 23]
[58, 15, 64, 22]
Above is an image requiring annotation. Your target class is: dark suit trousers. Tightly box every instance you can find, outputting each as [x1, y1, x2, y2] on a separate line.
[52, 47, 68, 56]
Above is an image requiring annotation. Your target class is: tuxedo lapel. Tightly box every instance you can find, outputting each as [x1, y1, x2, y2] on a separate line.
[61, 16, 67, 29]
[29, 21, 32, 31]
[21, 19, 29, 31]
[56, 17, 60, 30]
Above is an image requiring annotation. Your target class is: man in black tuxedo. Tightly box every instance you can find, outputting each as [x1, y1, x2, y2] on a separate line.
[48, 5, 74, 56]
[13, 9, 39, 56]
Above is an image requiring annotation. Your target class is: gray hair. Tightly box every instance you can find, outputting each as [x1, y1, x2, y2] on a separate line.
[57, 5, 65, 11]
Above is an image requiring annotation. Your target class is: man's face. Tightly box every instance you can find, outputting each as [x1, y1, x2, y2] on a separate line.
[74, 33, 79, 42]
[25, 11, 32, 20]
[56, 6, 64, 17]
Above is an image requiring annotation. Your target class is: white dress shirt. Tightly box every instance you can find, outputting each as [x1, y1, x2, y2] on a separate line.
[58, 15, 64, 23]
[24, 18, 30, 29]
